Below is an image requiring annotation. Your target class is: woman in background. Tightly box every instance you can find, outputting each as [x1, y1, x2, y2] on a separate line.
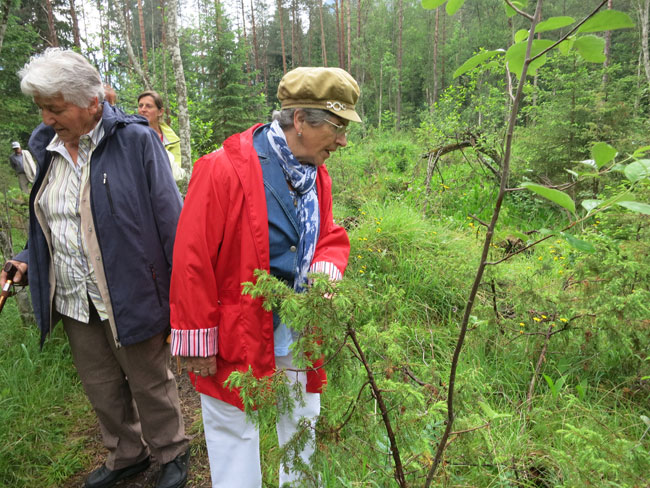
[137, 90, 186, 181]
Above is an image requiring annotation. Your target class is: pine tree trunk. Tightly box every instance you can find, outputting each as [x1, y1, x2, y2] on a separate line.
[69, 0, 81, 49]
[160, 0, 170, 122]
[240, 0, 251, 76]
[0, 0, 11, 56]
[319, 0, 327, 66]
[346, 0, 351, 71]
[396, 0, 403, 130]
[117, 0, 152, 89]
[250, 0, 259, 83]
[164, 0, 192, 172]
[356, 0, 362, 79]
[137, 0, 148, 67]
[291, 0, 296, 68]
[335, 0, 342, 67]
[278, 0, 287, 73]
[45, 0, 59, 47]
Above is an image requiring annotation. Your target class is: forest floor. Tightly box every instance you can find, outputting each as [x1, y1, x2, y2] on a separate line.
[62, 367, 212, 488]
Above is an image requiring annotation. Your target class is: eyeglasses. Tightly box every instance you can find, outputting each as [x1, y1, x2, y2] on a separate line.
[322, 118, 348, 136]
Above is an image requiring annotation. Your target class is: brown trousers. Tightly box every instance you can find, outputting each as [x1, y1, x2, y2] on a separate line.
[62, 309, 188, 470]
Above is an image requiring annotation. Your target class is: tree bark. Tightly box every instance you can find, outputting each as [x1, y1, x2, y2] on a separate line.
[137, 0, 148, 68]
[45, 0, 59, 47]
[432, 7, 439, 103]
[396, 0, 403, 130]
[637, 0, 650, 89]
[602, 0, 612, 93]
[69, 0, 81, 49]
[291, 0, 296, 68]
[250, 0, 260, 83]
[0, 0, 11, 57]
[318, 0, 327, 66]
[117, 0, 152, 89]
[164, 0, 192, 172]
[346, 0, 351, 71]
[240, 0, 251, 76]
[335, 0, 342, 66]
[356, 0, 361, 78]
[278, 0, 287, 73]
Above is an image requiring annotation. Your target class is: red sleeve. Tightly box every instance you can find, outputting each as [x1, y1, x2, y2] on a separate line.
[170, 151, 225, 356]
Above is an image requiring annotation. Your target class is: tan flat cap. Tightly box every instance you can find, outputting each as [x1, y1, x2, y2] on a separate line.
[277, 67, 361, 123]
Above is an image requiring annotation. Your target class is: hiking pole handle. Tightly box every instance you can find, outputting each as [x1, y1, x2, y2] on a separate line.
[0, 262, 18, 315]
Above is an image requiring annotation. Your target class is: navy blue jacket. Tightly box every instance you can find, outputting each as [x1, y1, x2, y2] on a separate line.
[16, 102, 183, 347]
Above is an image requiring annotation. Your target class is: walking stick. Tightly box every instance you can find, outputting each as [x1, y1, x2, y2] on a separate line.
[0, 262, 18, 315]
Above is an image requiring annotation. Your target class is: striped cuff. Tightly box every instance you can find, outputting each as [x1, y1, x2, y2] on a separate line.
[171, 327, 218, 357]
[309, 261, 343, 281]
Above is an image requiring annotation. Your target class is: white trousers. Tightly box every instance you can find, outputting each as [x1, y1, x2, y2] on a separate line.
[201, 353, 321, 488]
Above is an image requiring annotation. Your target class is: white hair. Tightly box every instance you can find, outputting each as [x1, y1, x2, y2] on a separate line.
[18, 48, 104, 107]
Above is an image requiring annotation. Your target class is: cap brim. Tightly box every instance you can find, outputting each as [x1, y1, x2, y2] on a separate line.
[338, 109, 362, 123]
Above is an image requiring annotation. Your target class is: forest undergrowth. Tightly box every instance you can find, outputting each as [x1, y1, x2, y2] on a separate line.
[0, 129, 648, 487]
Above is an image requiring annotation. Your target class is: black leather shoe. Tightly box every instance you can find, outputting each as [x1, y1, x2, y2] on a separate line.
[84, 456, 151, 488]
[156, 450, 190, 488]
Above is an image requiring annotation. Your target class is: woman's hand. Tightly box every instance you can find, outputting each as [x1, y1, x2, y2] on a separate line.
[183, 356, 217, 377]
[0, 260, 28, 288]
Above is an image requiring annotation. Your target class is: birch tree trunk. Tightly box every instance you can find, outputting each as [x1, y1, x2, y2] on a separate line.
[602, 0, 612, 92]
[335, 0, 342, 66]
[637, 0, 650, 88]
[319, 0, 327, 66]
[432, 7, 439, 103]
[291, 0, 296, 68]
[117, 0, 152, 89]
[164, 0, 191, 172]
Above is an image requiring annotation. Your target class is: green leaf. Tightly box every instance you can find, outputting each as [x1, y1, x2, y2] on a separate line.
[561, 232, 595, 253]
[574, 35, 606, 63]
[446, 0, 465, 15]
[623, 160, 650, 182]
[565, 169, 579, 179]
[601, 191, 632, 209]
[577, 10, 634, 33]
[504, 1, 526, 17]
[558, 39, 574, 55]
[514, 29, 529, 43]
[536, 16, 575, 33]
[581, 199, 603, 213]
[579, 159, 597, 170]
[591, 142, 617, 168]
[632, 146, 650, 158]
[641, 415, 650, 428]
[478, 401, 511, 420]
[521, 182, 576, 214]
[505, 40, 556, 78]
[421, 0, 446, 9]
[453, 49, 505, 78]
[615, 201, 650, 215]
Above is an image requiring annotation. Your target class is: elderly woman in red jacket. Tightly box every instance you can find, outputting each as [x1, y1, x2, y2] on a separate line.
[170, 67, 360, 487]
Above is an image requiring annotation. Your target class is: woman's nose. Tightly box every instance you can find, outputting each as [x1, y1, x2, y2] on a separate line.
[336, 132, 347, 147]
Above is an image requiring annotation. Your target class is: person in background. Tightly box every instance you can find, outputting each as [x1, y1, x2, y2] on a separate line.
[9, 141, 34, 192]
[137, 90, 186, 182]
[0, 48, 189, 488]
[170, 67, 359, 487]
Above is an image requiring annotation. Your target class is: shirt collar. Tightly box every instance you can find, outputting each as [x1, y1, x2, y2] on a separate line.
[46, 117, 105, 152]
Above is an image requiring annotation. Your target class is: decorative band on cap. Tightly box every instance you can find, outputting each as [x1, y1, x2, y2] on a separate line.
[327, 101, 346, 112]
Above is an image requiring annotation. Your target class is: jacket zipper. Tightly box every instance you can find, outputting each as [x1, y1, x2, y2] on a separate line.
[150, 264, 163, 307]
[103, 172, 116, 215]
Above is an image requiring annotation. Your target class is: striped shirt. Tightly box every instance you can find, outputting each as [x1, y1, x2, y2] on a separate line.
[39, 120, 108, 323]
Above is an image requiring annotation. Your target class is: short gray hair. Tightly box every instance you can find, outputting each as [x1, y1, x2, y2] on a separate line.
[276, 108, 333, 130]
[18, 48, 104, 107]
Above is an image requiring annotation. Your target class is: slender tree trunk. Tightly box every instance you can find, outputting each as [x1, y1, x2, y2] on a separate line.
[278, 0, 287, 73]
[335, 0, 342, 66]
[164, 0, 191, 171]
[137, 0, 148, 67]
[291, 0, 296, 68]
[160, 0, 170, 122]
[602, 0, 613, 94]
[356, 0, 361, 78]
[396, 0, 403, 130]
[45, 0, 59, 47]
[346, 0, 351, 71]
[117, 0, 152, 89]
[319, 0, 327, 66]
[637, 0, 650, 88]
[0, 0, 11, 56]
[250, 0, 259, 83]
[432, 7, 439, 104]
[378, 62, 383, 128]
[308, 4, 313, 65]
[69, 0, 81, 49]
[240, 0, 251, 76]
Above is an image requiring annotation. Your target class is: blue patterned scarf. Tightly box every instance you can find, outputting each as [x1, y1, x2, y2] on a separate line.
[266, 120, 320, 291]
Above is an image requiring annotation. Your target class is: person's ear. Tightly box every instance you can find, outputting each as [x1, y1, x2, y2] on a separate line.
[293, 109, 305, 134]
